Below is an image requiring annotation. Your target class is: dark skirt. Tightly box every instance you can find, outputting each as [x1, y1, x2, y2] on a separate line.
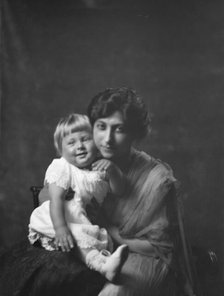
[0, 240, 105, 296]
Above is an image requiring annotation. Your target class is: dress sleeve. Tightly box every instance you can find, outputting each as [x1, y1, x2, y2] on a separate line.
[80, 171, 110, 205]
[89, 173, 110, 205]
[44, 159, 71, 190]
[118, 159, 177, 239]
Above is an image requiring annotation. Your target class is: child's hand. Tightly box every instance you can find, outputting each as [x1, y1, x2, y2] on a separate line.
[55, 225, 74, 252]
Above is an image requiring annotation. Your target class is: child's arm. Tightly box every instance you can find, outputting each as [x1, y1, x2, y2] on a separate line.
[48, 183, 74, 252]
[92, 159, 125, 195]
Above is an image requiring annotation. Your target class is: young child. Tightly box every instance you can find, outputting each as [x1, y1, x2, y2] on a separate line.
[28, 113, 128, 282]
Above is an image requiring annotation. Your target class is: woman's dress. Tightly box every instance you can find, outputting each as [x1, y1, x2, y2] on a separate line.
[98, 149, 193, 296]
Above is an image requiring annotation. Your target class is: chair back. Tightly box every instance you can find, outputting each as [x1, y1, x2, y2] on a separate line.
[30, 186, 42, 208]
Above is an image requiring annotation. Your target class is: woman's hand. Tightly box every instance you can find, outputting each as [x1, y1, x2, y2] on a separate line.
[108, 227, 156, 256]
[107, 226, 124, 245]
[55, 225, 74, 252]
[92, 159, 117, 177]
[92, 159, 125, 195]
[38, 185, 50, 205]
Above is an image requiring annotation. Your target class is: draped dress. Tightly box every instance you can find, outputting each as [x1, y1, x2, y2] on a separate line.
[98, 148, 188, 296]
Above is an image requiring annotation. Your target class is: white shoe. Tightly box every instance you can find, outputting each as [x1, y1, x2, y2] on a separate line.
[102, 244, 129, 282]
[86, 244, 129, 282]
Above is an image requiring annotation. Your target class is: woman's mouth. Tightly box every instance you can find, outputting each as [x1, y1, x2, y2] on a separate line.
[101, 145, 115, 152]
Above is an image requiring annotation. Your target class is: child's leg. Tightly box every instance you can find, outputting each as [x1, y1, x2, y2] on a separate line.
[29, 201, 55, 238]
[65, 201, 92, 225]
[78, 245, 129, 282]
[75, 210, 92, 225]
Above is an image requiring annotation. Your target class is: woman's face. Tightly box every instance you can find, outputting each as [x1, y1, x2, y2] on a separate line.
[93, 111, 133, 161]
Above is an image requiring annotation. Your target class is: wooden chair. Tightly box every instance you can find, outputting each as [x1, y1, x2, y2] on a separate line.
[30, 186, 43, 208]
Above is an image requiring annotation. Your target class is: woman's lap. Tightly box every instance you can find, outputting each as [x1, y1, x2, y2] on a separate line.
[0, 241, 177, 296]
[99, 252, 176, 296]
[0, 240, 105, 296]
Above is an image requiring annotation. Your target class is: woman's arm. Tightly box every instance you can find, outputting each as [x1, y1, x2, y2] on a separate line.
[38, 185, 50, 205]
[48, 183, 74, 252]
[107, 164, 126, 196]
[108, 226, 155, 257]
[92, 159, 126, 195]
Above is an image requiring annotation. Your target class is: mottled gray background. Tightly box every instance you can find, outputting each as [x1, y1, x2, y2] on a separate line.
[1, 0, 224, 293]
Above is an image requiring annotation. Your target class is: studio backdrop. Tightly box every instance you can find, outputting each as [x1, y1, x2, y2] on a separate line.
[1, 0, 224, 288]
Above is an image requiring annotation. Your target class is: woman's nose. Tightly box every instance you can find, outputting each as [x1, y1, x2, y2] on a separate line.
[105, 129, 113, 144]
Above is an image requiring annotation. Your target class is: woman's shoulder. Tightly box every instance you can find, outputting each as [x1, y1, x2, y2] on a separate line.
[131, 148, 168, 168]
[131, 148, 176, 182]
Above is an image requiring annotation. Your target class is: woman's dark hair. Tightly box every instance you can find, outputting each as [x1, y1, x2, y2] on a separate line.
[87, 87, 151, 140]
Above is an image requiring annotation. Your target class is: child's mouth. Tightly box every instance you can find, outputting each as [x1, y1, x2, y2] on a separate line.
[76, 152, 87, 158]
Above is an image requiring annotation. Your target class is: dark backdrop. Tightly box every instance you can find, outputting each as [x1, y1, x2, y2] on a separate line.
[1, 0, 224, 292]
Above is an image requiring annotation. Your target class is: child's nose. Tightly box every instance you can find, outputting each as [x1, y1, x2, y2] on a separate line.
[77, 141, 84, 149]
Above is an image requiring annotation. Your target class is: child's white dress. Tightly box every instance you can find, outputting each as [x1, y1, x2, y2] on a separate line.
[28, 157, 111, 251]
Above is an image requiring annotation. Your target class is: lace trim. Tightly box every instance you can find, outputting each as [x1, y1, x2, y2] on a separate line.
[44, 158, 71, 190]
[28, 228, 57, 251]
[45, 172, 70, 190]
[75, 230, 108, 250]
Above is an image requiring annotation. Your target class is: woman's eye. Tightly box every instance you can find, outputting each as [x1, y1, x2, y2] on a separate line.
[116, 126, 125, 133]
[96, 123, 106, 130]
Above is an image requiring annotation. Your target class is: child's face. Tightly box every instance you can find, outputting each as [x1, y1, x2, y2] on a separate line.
[61, 130, 97, 168]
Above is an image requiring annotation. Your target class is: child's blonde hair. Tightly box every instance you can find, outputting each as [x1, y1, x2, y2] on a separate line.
[54, 113, 92, 155]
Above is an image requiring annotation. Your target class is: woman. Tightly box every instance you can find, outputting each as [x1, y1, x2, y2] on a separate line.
[87, 87, 195, 296]
[0, 87, 195, 296]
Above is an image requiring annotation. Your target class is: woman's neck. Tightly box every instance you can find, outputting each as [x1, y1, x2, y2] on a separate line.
[112, 150, 133, 173]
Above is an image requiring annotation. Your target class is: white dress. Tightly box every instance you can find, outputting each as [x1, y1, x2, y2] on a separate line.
[28, 157, 111, 251]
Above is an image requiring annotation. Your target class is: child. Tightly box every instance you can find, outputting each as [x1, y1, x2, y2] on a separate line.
[28, 113, 128, 282]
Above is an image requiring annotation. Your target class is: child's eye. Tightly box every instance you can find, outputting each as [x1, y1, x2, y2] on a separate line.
[68, 141, 75, 145]
[81, 134, 93, 142]
[82, 137, 89, 142]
